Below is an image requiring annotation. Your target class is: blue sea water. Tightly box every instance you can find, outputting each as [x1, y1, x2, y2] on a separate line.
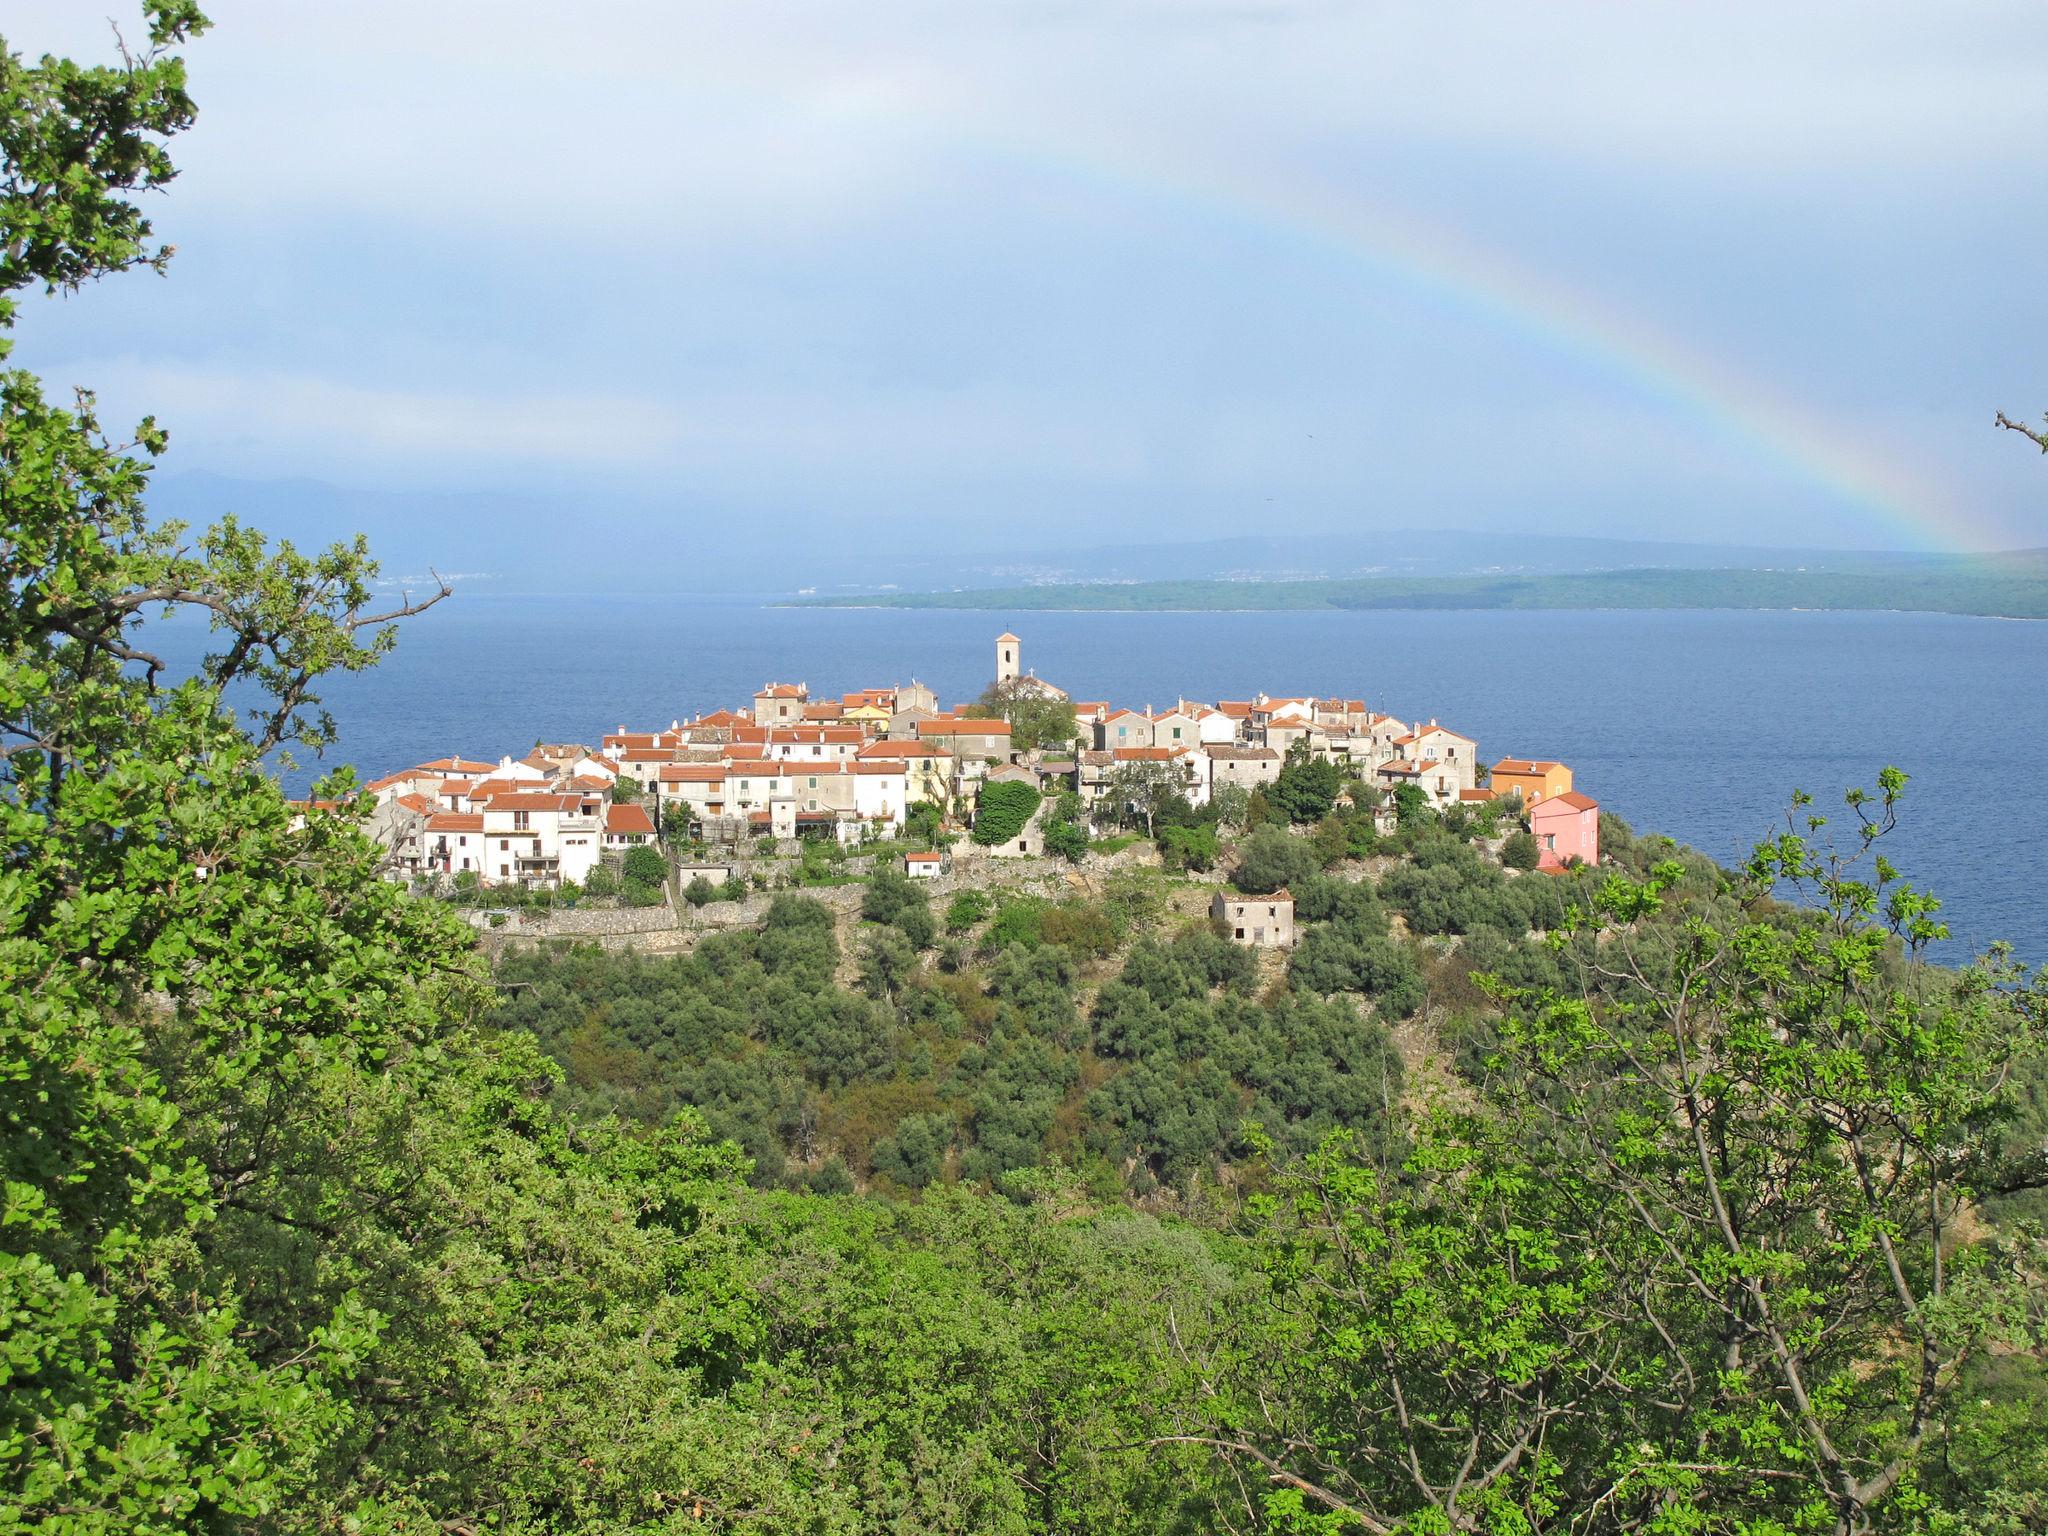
[274, 596, 2046, 965]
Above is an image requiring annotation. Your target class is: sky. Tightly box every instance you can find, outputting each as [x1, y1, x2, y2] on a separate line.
[8, 0, 2048, 573]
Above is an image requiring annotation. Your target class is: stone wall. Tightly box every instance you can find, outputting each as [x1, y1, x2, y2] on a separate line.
[475, 842, 1167, 957]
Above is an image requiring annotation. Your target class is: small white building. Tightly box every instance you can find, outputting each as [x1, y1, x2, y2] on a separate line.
[904, 849, 948, 879]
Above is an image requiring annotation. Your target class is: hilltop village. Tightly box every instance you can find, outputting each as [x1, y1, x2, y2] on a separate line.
[350, 631, 1601, 930]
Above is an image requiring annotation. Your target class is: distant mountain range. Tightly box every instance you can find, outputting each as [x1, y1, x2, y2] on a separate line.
[144, 471, 2026, 600]
[794, 555, 2048, 619]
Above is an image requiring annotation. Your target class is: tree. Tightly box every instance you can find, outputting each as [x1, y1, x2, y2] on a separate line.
[863, 863, 936, 948]
[1500, 828, 1540, 869]
[1230, 825, 1318, 894]
[1193, 779, 2048, 1536]
[971, 780, 1041, 845]
[621, 844, 667, 887]
[1042, 815, 1090, 861]
[1392, 780, 1430, 825]
[683, 874, 717, 907]
[1269, 744, 1343, 825]
[1158, 821, 1220, 871]
[1103, 759, 1182, 835]
[963, 678, 1078, 753]
[1209, 780, 1251, 831]
[610, 776, 640, 802]
[904, 798, 944, 844]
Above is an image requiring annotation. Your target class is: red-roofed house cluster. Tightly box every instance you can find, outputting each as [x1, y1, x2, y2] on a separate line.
[350, 630, 1598, 889]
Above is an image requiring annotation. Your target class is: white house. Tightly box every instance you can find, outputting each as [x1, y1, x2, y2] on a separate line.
[853, 760, 910, 834]
[477, 789, 604, 887]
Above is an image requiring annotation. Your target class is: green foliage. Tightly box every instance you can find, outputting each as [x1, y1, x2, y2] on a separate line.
[904, 798, 944, 843]
[1391, 780, 1430, 825]
[964, 678, 1078, 752]
[621, 843, 667, 887]
[1041, 812, 1091, 861]
[984, 895, 1049, 951]
[583, 861, 618, 897]
[1500, 826, 1540, 869]
[620, 876, 664, 906]
[863, 861, 936, 947]
[1040, 901, 1121, 958]
[1158, 820, 1220, 871]
[1269, 746, 1343, 824]
[946, 887, 992, 932]
[609, 775, 639, 802]
[683, 874, 716, 907]
[971, 779, 1041, 845]
[1231, 824, 1318, 894]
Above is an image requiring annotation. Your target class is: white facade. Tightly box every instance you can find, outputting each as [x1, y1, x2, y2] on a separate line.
[853, 763, 910, 833]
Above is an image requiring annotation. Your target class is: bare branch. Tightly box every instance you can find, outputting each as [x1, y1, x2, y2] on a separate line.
[1995, 410, 2048, 453]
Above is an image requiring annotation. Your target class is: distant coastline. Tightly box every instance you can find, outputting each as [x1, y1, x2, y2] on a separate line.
[789, 562, 2048, 619]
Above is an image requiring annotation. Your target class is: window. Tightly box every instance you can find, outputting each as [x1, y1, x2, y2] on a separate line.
[500, 838, 509, 850]
[1235, 927, 1246, 940]
[808, 776, 818, 788]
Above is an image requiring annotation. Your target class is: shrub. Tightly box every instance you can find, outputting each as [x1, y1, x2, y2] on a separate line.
[622, 845, 667, 887]
[864, 863, 936, 948]
[1040, 902, 1120, 959]
[582, 864, 617, 898]
[971, 781, 1041, 846]
[683, 875, 717, 907]
[717, 876, 749, 902]
[985, 896, 1049, 951]
[1042, 817, 1090, 861]
[621, 878, 664, 907]
[1231, 825, 1318, 894]
[1502, 829, 1541, 871]
[872, 1112, 955, 1190]
[1158, 822, 1220, 872]
[904, 800, 944, 844]
[946, 889, 992, 933]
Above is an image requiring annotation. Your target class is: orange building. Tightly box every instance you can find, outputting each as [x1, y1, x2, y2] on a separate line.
[1491, 758, 1573, 806]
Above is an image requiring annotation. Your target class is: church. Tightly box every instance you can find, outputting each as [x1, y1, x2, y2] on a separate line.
[993, 632, 1068, 701]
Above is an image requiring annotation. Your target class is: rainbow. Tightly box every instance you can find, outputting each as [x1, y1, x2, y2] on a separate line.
[985, 136, 2008, 553]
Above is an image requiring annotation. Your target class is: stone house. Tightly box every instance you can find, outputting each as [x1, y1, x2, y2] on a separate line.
[1212, 890, 1296, 948]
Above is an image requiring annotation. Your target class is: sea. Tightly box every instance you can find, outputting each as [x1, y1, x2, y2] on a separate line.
[260, 595, 2045, 966]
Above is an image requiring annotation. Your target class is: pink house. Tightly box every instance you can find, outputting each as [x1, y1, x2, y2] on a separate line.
[1529, 791, 1599, 871]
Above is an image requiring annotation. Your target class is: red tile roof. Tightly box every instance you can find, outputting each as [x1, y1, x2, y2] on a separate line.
[484, 792, 583, 812]
[413, 756, 496, 774]
[1534, 791, 1599, 813]
[427, 812, 483, 831]
[606, 804, 657, 836]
